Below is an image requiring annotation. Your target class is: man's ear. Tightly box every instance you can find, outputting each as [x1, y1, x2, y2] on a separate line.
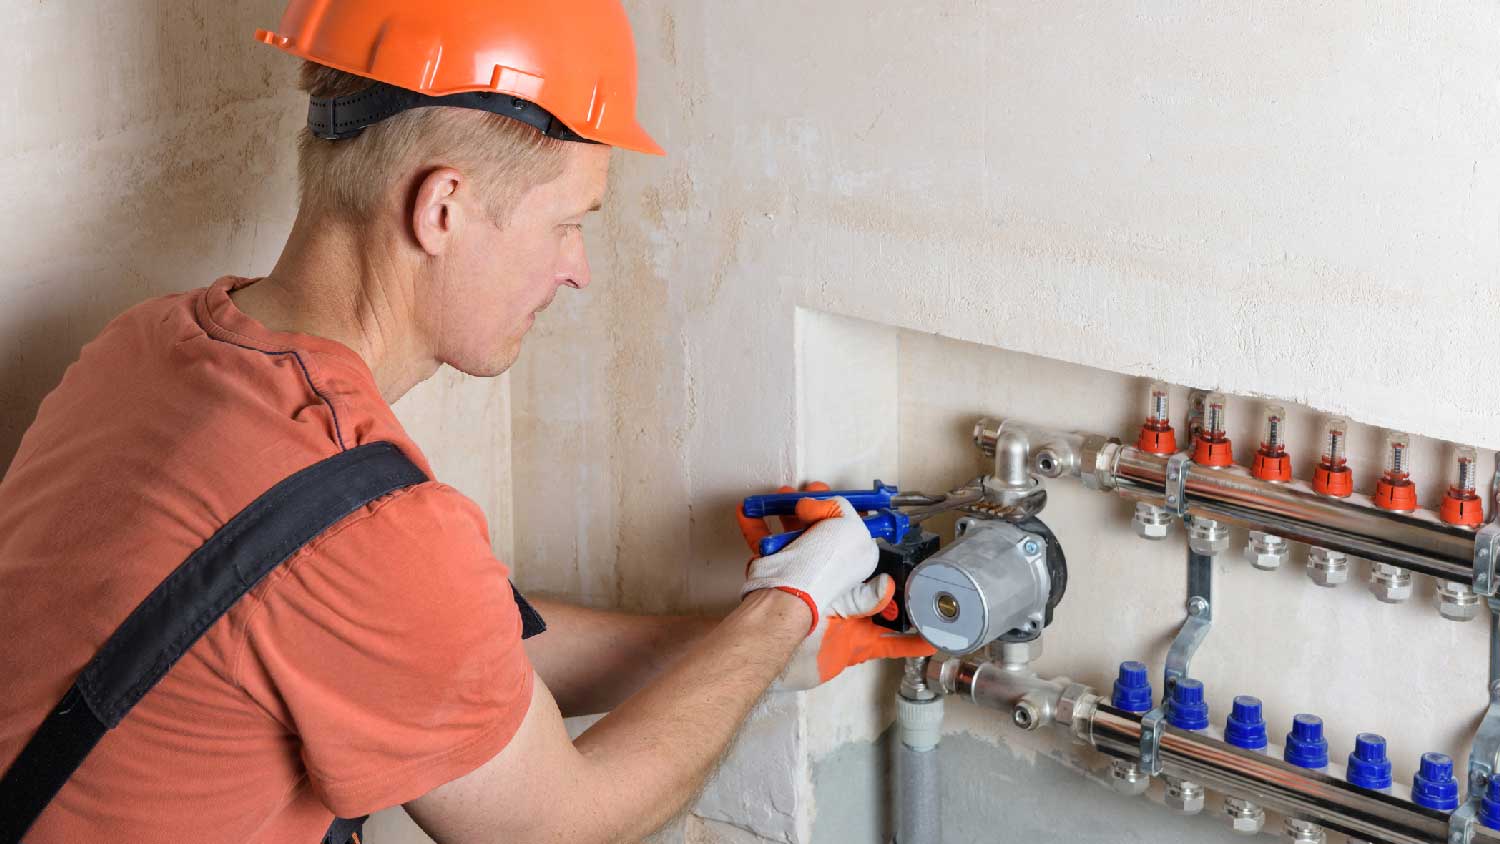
[411, 167, 465, 257]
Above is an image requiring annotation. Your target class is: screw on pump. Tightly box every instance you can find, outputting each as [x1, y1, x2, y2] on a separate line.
[1311, 416, 1353, 498]
[1136, 381, 1178, 455]
[1191, 392, 1234, 467]
[1373, 431, 1418, 512]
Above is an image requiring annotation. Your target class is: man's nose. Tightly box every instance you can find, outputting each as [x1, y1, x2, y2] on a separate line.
[558, 230, 591, 290]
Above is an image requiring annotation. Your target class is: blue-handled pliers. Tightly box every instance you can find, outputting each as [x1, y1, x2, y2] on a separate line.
[742, 481, 984, 556]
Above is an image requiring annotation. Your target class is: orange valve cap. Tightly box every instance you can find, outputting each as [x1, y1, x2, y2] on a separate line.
[1312, 465, 1354, 498]
[1441, 493, 1484, 527]
[1252, 451, 1292, 482]
[1374, 479, 1418, 512]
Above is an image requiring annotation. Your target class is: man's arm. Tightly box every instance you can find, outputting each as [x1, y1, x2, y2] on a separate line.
[405, 589, 806, 844]
[522, 598, 719, 718]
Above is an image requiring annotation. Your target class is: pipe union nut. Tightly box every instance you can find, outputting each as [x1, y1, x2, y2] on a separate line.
[1188, 518, 1231, 557]
[1109, 759, 1151, 796]
[1224, 797, 1265, 835]
[1285, 818, 1327, 844]
[1132, 503, 1173, 541]
[1306, 547, 1349, 587]
[1369, 562, 1413, 603]
[1245, 532, 1288, 571]
[1163, 777, 1205, 814]
[1438, 582, 1482, 622]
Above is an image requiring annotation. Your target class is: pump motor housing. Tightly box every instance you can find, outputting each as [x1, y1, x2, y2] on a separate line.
[906, 518, 1053, 654]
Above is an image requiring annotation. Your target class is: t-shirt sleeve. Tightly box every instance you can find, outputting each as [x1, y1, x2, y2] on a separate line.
[233, 481, 535, 817]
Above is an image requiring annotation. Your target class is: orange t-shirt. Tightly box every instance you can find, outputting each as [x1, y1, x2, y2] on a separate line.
[0, 276, 535, 841]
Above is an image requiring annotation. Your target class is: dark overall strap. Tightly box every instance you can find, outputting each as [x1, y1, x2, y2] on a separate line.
[0, 442, 428, 844]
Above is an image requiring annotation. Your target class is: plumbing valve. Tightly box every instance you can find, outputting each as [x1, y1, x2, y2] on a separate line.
[1284, 715, 1330, 844]
[1223, 696, 1268, 835]
[1412, 752, 1460, 812]
[1284, 714, 1329, 770]
[1373, 431, 1418, 512]
[1311, 416, 1353, 498]
[1191, 392, 1234, 467]
[1440, 446, 1484, 527]
[1108, 661, 1154, 796]
[1436, 447, 1484, 621]
[1132, 382, 1178, 541]
[1111, 661, 1154, 713]
[1480, 775, 1500, 831]
[1366, 432, 1418, 601]
[1346, 733, 1392, 791]
[1162, 679, 1209, 815]
[1137, 381, 1178, 455]
[1250, 404, 1292, 481]
[1246, 404, 1292, 570]
[906, 517, 1066, 655]
[1308, 416, 1353, 587]
[1188, 393, 1233, 556]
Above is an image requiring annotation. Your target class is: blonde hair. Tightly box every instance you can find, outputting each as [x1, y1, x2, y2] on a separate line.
[295, 62, 569, 225]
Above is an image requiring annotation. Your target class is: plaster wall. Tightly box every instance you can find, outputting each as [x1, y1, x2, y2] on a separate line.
[5, 3, 514, 839]
[511, 1, 1500, 841]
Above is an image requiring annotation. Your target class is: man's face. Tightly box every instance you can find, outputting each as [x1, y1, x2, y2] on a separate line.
[428, 143, 611, 377]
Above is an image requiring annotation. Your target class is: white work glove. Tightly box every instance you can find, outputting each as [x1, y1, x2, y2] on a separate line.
[740, 496, 880, 633]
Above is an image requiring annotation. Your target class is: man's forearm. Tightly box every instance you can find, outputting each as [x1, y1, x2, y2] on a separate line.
[569, 589, 807, 841]
[524, 598, 719, 717]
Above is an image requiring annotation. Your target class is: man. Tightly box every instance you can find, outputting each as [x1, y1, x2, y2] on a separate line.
[0, 1, 930, 841]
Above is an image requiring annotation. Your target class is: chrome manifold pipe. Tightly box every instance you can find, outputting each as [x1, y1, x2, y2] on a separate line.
[975, 418, 1479, 585]
[1088, 704, 1499, 844]
[929, 657, 1500, 844]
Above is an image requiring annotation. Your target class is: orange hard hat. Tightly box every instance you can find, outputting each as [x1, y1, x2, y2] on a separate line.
[255, 0, 664, 156]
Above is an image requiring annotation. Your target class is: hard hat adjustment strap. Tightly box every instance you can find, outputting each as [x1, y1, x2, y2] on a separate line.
[308, 82, 600, 145]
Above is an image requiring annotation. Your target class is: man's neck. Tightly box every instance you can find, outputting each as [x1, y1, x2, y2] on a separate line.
[233, 213, 440, 404]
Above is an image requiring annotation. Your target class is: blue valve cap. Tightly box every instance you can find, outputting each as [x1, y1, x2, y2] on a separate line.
[1482, 773, 1500, 830]
[1284, 714, 1329, 769]
[1111, 661, 1153, 713]
[1224, 695, 1268, 750]
[1346, 733, 1392, 790]
[1412, 752, 1460, 812]
[1166, 678, 1209, 731]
